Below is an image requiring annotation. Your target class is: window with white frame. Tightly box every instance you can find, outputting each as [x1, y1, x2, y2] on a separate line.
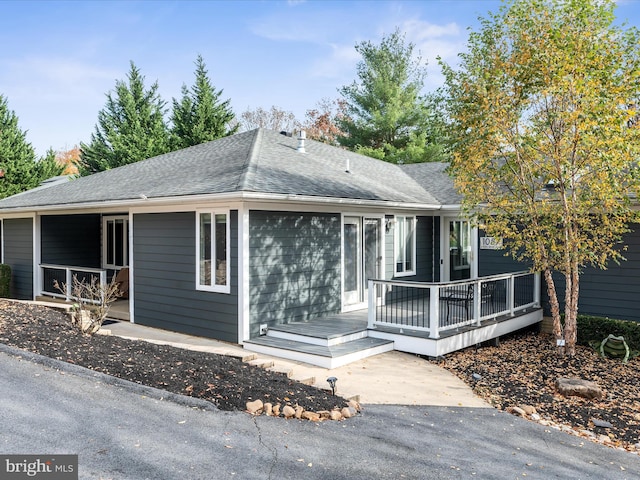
[395, 215, 416, 276]
[196, 210, 230, 292]
[103, 216, 129, 269]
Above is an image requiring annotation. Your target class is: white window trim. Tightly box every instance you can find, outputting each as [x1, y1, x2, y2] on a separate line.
[195, 209, 231, 294]
[394, 215, 417, 277]
[102, 215, 129, 270]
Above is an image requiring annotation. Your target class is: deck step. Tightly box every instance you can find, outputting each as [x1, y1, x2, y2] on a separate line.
[243, 336, 394, 369]
[266, 317, 369, 347]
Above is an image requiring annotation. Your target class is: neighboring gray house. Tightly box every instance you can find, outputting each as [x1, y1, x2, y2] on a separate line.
[0, 129, 543, 367]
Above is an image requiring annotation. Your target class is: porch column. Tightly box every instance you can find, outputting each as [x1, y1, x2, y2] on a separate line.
[367, 280, 375, 329]
[429, 285, 440, 339]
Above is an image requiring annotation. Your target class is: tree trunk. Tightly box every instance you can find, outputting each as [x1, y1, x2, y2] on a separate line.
[564, 260, 580, 356]
[543, 268, 564, 355]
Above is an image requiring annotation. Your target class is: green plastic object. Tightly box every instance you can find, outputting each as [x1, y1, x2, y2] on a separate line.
[600, 334, 630, 363]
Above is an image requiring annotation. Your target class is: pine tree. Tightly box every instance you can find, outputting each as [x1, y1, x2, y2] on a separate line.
[79, 62, 170, 175]
[170, 55, 237, 149]
[337, 29, 447, 163]
[0, 95, 63, 199]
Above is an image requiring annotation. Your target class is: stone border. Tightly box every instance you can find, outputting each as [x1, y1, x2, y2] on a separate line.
[246, 398, 361, 421]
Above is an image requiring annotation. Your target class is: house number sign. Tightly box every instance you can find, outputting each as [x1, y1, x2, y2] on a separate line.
[480, 236, 503, 250]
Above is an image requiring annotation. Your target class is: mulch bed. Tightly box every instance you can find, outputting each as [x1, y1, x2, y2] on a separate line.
[0, 300, 346, 413]
[2, 300, 639, 452]
[438, 329, 640, 451]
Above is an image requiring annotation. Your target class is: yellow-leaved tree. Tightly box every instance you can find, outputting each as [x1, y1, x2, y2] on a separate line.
[441, 0, 640, 355]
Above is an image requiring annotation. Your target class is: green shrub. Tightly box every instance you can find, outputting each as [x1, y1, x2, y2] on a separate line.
[577, 315, 640, 352]
[0, 264, 10, 298]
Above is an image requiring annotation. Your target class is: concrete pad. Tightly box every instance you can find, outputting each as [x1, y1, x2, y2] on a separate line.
[102, 321, 489, 408]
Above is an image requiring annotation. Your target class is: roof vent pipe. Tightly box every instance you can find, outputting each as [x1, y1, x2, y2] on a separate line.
[297, 130, 306, 153]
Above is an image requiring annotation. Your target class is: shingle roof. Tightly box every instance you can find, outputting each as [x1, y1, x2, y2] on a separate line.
[398, 162, 461, 205]
[0, 129, 457, 210]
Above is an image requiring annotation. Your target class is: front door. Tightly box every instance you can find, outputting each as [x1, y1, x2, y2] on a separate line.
[343, 216, 381, 309]
[445, 218, 472, 281]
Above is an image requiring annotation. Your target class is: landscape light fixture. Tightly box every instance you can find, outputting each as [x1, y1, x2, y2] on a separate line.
[326, 376, 337, 396]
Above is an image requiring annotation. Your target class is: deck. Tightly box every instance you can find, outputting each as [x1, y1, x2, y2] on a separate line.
[244, 272, 543, 367]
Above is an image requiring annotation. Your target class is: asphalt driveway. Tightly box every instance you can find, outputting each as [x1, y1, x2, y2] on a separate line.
[1, 345, 639, 479]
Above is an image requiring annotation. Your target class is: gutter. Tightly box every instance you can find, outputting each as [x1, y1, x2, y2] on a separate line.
[0, 191, 448, 215]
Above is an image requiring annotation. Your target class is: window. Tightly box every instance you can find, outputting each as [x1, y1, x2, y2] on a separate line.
[196, 211, 229, 293]
[103, 216, 129, 269]
[395, 215, 416, 276]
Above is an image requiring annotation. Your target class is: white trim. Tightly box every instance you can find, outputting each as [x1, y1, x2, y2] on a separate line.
[128, 211, 135, 324]
[0, 190, 444, 216]
[341, 213, 385, 312]
[439, 216, 446, 281]
[102, 215, 129, 270]
[195, 209, 231, 294]
[0, 218, 3, 264]
[239, 206, 250, 343]
[33, 215, 41, 300]
[442, 216, 475, 281]
[393, 215, 417, 277]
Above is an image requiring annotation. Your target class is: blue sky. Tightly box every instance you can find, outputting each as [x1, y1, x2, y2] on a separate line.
[1, 0, 639, 157]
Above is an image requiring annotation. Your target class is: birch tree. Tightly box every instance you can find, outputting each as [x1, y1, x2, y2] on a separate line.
[441, 0, 640, 355]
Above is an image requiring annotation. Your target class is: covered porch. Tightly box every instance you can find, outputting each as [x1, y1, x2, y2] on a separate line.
[244, 271, 543, 367]
[37, 264, 130, 321]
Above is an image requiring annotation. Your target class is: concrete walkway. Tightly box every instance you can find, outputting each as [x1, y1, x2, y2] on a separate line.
[101, 321, 489, 408]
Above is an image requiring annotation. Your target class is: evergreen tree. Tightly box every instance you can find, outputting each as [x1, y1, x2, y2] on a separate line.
[0, 95, 63, 199]
[79, 62, 169, 175]
[337, 29, 447, 163]
[170, 55, 237, 149]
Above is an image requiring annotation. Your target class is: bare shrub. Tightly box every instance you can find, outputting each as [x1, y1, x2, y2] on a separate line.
[54, 275, 122, 335]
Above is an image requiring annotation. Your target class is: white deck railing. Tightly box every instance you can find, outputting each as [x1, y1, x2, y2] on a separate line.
[367, 271, 540, 339]
[40, 264, 107, 302]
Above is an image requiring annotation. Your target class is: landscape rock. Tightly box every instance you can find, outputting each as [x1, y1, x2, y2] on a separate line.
[341, 407, 352, 419]
[282, 405, 296, 418]
[317, 410, 331, 420]
[330, 410, 343, 421]
[246, 399, 263, 415]
[348, 400, 362, 412]
[272, 404, 281, 417]
[506, 406, 526, 417]
[301, 411, 321, 422]
[522, 405, 537, 415]
[294, 405, 304, 419]
[591, 418, 613, 428]
[555, 377, 603, 400]
[530, 413, 541, 421]
[263, 403, 273, 416]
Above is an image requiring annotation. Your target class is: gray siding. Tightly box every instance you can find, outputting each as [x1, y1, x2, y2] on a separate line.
[477, 229, 528, 276]
[41, 214, 101, 268]
[4, 218, 33, 299]
[133, 211, 239, 342]
[544, 224, 640, 322]
[249, 211, 341, 336]
[385, 215, 437, 282]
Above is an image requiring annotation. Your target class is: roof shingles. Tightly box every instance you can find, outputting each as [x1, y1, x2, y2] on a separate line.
[0, 129, 456, 210]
